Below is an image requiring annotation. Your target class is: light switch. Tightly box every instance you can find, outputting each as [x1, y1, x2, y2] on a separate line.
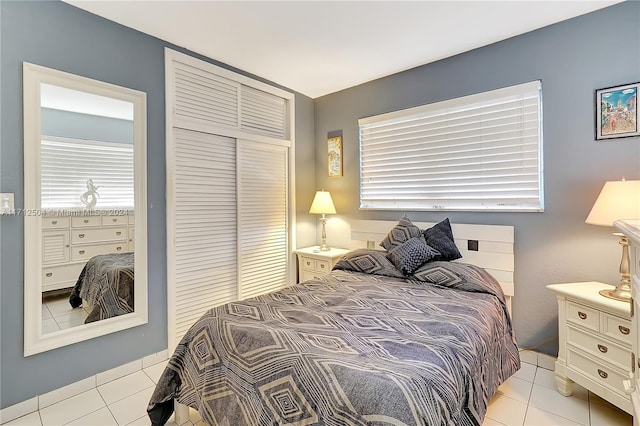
[1, 193, 15, 215]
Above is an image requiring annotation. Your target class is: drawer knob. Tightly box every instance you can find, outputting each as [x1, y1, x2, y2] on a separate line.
[51, 220, 57, 225]
[79, 233, 85, 238]
[598, 344, 608, 353]
[116, 231, 122, 236]
[116, 246, 122, 251]
[112, 218, 117, 222]
[306, 261, 311, 266]
[79, 250, 85, 255]
[598, 369, 608, 379]
[619, 326, 631, 335]
[84, 219, 89, 223]
[320, 264, 325, 269]
[46, 272, 52, 277]
[578, 311, 587, 320]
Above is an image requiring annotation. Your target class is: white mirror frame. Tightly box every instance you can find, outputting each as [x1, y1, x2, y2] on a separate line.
[23, 62, 148, 356]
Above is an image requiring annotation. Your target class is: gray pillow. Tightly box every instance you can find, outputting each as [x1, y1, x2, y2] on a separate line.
[380, 216, 422, 250]
[333, 249, 405, 278]
[422, 218, 462, 261]
[386, 237, 441, 275]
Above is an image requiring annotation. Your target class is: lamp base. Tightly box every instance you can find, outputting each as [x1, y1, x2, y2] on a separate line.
[599, 233, 632, 303]
[599, 287, 631, 302]
[319, 216, 330, 251]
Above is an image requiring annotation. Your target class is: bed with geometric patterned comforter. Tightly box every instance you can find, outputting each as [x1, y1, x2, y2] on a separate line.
[147, 258, 520, 426]
[69, 252, 134, 323]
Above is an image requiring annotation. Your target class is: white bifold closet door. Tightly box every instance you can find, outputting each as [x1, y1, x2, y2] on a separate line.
[170, 129, 289, 345]
[172, 129, 238, 341]
[237, 140, 289, 300]
[166, 48, 294, 348]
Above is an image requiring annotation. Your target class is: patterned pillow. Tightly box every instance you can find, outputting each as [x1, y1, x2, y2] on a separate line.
[333, 249, 405, 278]
[422, 218, 462, 261]
[386, 237, 441, 275]
[380, 216, 422, 250]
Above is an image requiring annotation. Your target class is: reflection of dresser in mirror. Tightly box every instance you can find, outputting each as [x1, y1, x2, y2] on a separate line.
[42, 211, 134, 292]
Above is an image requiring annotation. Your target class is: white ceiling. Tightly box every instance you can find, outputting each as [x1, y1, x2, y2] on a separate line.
[63, 0, 621, 99]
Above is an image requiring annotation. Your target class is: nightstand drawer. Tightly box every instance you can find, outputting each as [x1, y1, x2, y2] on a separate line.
[295, 247, 350, 284]
[567, 326, 630, 371]
[315, 260, 330, 273]
[568, 348, 627, 396]
[301, 258, 330, 273]
[602, 313, 631, 345]
[301, 258, 314, 270]
[301, 271, 323, 282]
[567, 301, 599, 332]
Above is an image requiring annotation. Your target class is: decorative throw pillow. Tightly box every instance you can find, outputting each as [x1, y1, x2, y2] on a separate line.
[380, 216, 422, 250]
[422, 218, 462, 261]
[332, 249, 405, 278]
[386, 237, 441, 275]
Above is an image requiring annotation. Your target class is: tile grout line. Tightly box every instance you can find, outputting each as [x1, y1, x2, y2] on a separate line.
[57, 389, 107, 426]
[519, 366, 537, 425]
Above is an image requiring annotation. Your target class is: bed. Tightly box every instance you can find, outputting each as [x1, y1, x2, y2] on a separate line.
[68, 252, 134, 323]
[148, 218, 519, 425]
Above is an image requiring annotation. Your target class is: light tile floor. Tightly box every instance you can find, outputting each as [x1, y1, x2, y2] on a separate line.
[42, 292, 90, 334]
[2, 361, 633, 426]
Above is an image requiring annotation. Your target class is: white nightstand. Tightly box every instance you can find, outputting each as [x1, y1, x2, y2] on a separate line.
[294, 246, 350, 282]
[547, 281, 633, 414]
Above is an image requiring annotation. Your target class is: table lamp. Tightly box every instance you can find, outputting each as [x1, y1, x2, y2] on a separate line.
[309, 190, 336, 251]
[586, 178, 640, 301]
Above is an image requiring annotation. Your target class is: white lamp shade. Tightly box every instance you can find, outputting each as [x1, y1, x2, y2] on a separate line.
[309, 190, 336, 215]
[586, 179, 640, 226]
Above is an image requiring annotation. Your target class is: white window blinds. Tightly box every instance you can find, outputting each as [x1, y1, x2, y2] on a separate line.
[41, 137, 134, 209]
[359, 80, 543, 211]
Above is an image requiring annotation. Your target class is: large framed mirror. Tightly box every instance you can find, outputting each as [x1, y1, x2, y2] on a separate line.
[23, 63, 148, 356]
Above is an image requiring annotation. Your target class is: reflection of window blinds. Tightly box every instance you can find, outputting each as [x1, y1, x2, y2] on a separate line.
[41, 137, 134, 208]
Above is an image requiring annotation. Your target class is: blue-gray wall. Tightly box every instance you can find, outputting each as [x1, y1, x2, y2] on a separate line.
[314, 1, 640, 356]
[0, 0, 315, 408]
[42, 108, 134, 144]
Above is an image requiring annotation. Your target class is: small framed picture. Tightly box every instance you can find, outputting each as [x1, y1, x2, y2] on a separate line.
[327, 136, 343, 177]
[595, 82, 639, 140]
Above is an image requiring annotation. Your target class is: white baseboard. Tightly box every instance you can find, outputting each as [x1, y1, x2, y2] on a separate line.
[520, 348, 556, 370]
[0, 349, 168, 425]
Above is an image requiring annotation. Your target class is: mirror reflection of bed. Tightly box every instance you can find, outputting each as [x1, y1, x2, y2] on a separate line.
[38, 82, 136, 335]
[42, 251, 135, 333]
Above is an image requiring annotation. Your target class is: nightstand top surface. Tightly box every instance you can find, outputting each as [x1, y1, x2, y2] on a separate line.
[294, 246, 350, 258]
[547, 281, 631, 317]
[615, 220, 640, 245]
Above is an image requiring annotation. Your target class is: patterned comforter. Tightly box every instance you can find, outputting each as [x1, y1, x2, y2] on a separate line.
[148, 261, 519, 426]
[69, 252, 134, 323]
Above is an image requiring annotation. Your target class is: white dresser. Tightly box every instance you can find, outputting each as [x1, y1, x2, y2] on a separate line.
[42, 211, 134, 292]
[547, 281, 633, 414]
[294, 246, 349, 282]
[615, 219, 640, 424]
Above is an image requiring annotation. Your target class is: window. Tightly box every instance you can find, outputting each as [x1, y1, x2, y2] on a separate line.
[359, 80, 543, 211]
[41, 136, 134, 209]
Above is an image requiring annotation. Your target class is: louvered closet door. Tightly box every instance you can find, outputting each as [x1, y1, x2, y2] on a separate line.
[237, 140, 289, 299]
[171, 129, 237, 342]
[173, 61, 239, 132]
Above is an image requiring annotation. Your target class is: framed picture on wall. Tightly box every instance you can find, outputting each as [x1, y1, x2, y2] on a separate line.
[327, 136, 343, 177]
[595, 82, 639, 140]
